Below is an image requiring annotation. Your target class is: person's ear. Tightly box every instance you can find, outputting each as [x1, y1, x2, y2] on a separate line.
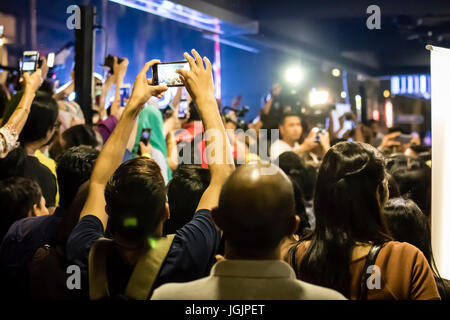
[29, 204, 38, 217]
[164, 202, 170, 221]
[287, 214, 300, 236]
[211, 207, 223, 230]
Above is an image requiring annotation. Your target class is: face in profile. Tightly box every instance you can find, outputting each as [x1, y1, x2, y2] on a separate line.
[280, 115, 302, 141]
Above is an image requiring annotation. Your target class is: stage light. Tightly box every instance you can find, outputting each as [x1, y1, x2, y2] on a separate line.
[332, 68, 340, 77]
[383, 90, 390, 98]
[340, 91, 347, 99]
[309, 89, 329, 106]
[355, 95, 362, 110]
[285, 67, 303, 85]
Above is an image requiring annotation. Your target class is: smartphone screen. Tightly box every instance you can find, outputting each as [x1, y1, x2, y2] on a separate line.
[153, 61, 189, 87]
[22, 51, 39, 73]
[395, 134, 412, 144]
[140, 128, 152, 146]
[47, 52, 55, 68]
[120, 84, 131, 107]
[0, 26, 4, 38]
[178, 99, 188, 119]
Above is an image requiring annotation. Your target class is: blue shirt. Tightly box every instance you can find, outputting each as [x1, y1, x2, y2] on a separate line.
[0, 207, 65, 276]
[66, 209, 221, 295]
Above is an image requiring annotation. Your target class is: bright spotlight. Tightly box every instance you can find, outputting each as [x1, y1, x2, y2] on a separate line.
[383, 90, 390, 98]
[340, 91, 347, 99]
[309, 89, 329, 106]
[332, 68, 341, 77]
[285, 67, 303, 85]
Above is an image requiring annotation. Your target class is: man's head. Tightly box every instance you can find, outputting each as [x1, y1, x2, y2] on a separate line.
[279, 112, 302, 143]
[104, 157, 168, 246]
[212, 162, 299, 258]
[0, 177, 48, 240]
[165, 165, 210, 234]
[56, 146, 99, 209]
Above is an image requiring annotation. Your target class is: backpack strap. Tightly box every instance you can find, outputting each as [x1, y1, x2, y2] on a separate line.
[358, 243, 384, 300]
[88, 237, 113, 300]
[88, 235, 175, 300]
[124, 234, 175, 300]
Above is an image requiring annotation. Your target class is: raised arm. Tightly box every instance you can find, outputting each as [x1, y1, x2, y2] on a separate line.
[177, 49, 235, 211]
[2, 69, 42, 135]
[79, 60, 168, 229]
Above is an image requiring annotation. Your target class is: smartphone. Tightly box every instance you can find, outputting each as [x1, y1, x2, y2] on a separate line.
[178, 99, 188, 119]
[395, 134, 412, 144]
[140, 128, 152, 146]
[312, 127, 326, 143]
[21, 51, 39, 73]
[0, 26, 4, 38]
[152, 61, 189, 87]
[47, 52, 55, 68]
[120, 84, 131, 107]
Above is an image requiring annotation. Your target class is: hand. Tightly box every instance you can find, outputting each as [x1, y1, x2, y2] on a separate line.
[176, 49, 215, 105]
[378, 131, 401, 150]
[128, 60, 168, 109]
[299, 129, 319, 153]
[110, 100, 124, 120]
[115, 57, 129, 83]
[39, 57, 49, 80]
[139, 141, 152, 156]
[319, 131, 330, 152]
[23, 69, 43, 93]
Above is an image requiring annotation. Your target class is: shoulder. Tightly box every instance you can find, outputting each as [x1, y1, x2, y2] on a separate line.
[151, 277, 210, 300]
[294, 279, 347, 300]
[379, 241, 425, 261]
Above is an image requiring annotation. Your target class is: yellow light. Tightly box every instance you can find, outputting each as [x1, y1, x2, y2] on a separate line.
[383, 90, 390, 98]
[332, 68, 341, 77]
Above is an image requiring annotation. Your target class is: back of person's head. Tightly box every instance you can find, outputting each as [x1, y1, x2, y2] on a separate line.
[392, 166, 431, 217]
[61, 124, 99, 150]
[383, 197, 450, 295]
[104, 157, 167, 244]
[386, 172, 400, 198]
[165, 165, 210, 234]
[277, 151, 317, 201]
[0, 177, 47, 241]
[19, 91, 58, 145]
[56, 146, 99, 209]
[384, 198, 430, 259]
[213, 162, 298, 256]
[300, 141, 392, 296]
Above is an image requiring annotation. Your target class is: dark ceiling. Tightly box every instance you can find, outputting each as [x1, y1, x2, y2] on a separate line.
[203, 0, 450, 76]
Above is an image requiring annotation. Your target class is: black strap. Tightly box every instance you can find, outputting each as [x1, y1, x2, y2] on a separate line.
[358, 243, 384, 300]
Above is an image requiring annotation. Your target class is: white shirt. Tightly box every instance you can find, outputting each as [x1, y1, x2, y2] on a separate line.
[270, 139, 300, 162]
[151, 259, 346, 300]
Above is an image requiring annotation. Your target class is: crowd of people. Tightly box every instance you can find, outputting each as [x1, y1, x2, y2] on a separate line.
[0, 48, 447, 300]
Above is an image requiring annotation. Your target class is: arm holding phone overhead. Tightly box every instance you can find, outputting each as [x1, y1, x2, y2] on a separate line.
[79, 59, 168, 230]
[176, 49, 235, 212]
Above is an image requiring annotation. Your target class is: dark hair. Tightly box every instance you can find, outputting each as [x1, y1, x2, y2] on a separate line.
[384, 198, 450, 299]
[279, 111, 301, 126]
[0, 177, 43, 241]
[104, 157, 166, 243]
[62, 124, 98, 149]
[19, 92, 58, 144]
[188, 101, 201, 122]
[56, 146, 99, 209]
[392, 167, 431, 217]
[0, 84, 9, 119]
[289, 176, 310, 238]
[386, 172, 400, 198]
[165, 165, 210, 235]
[277, 151, 317, 201]
[299, 141, 392, 297]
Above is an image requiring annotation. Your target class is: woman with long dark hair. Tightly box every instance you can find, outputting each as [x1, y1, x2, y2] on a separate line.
[282, 141, 440, 299]
[384, 198, 450, 299]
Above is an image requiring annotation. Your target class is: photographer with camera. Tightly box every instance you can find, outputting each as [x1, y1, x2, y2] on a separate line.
[270, 112, 329, 163]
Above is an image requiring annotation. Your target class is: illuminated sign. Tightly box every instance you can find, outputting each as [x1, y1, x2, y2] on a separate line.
[390, 74, 431, 99]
